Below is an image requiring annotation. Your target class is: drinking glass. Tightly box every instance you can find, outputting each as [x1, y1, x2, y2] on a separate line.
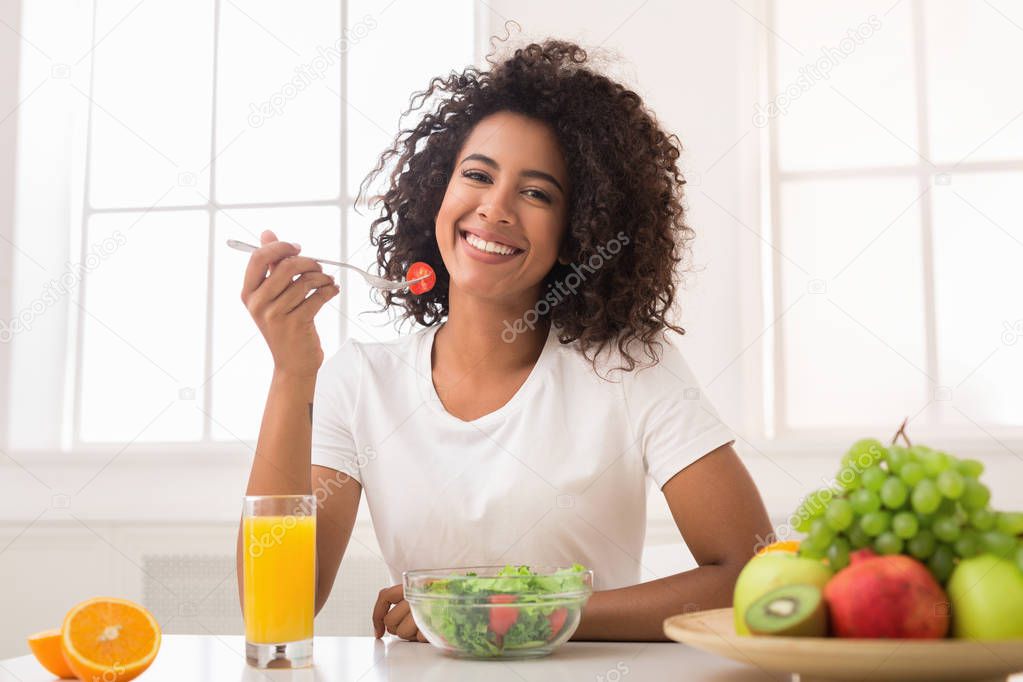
[242, 494, 316, 668]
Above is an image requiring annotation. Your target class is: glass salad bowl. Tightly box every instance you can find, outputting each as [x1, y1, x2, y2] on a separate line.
[403, 563, 594, 659]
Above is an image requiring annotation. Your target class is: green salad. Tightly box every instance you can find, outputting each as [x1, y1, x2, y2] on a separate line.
[415, 563, 589, 657]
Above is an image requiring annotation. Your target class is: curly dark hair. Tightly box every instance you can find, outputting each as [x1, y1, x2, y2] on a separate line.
[356, 37, 693, 374]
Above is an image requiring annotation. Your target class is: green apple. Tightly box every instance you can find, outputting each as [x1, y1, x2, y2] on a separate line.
[733, 553, 833, 636]
[948, 554, 1023, 640]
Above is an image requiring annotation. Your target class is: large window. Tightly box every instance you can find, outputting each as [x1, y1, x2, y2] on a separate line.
[762, 0, 1023, 441]
[9, 0, 475, 448]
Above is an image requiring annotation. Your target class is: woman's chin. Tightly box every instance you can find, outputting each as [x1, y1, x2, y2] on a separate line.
[450, 275, 506, 297]
[448, 271, 526, 302]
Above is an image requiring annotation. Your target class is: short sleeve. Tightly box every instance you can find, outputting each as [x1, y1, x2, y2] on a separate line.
[310, 338, 363, 484]
[622, 336, 736, 490]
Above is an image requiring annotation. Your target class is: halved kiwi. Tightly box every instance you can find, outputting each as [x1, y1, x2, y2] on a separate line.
[744, 583, 828, 637]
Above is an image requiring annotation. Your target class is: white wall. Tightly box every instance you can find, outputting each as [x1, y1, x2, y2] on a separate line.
[0, 0, 19, 451]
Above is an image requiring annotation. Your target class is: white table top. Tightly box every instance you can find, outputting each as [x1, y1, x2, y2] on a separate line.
[0, 634, 792, 682]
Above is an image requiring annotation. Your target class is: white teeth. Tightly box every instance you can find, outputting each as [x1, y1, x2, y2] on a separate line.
[464, 231, 518, 256]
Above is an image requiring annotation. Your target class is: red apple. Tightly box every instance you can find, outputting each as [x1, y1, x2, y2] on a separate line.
[825, 549, 950, 638]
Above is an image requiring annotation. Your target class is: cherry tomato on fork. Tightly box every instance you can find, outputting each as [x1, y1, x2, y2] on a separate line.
[406, 261, 436, 295]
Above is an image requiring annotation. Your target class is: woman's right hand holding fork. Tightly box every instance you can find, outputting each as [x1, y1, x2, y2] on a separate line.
[240, 229, 340, 380]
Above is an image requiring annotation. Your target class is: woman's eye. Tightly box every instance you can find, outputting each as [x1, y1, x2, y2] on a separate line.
[462, 170, 551, 203]
[463, 170, 490, 183]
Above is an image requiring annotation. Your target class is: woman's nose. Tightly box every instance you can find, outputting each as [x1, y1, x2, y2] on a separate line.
[476, 187, 515, 224]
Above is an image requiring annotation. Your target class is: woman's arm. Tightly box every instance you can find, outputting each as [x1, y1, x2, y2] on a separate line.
[235, 371, 317, 615]
[572, 443, 773, 641]
[233, 230, 342, 615]
[234, 377, 364, 618]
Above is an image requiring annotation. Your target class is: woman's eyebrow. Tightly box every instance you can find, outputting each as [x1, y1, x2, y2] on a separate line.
[460, 153, 564, 194]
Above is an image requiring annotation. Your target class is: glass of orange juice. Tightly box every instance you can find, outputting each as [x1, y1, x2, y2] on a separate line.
[243, 494, 316, 668]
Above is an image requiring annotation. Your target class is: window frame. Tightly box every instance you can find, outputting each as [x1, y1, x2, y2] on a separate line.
[49, 0, 488, 451]
[759, 0, 1023, 453]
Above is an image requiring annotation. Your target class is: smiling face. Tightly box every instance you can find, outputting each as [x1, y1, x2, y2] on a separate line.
[434, 110, 570, 305]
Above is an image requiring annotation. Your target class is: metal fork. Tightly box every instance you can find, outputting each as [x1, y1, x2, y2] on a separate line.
[226, 239, 429, 292]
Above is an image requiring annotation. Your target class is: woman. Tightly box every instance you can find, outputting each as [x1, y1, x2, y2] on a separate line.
[237, 39, 772, 643]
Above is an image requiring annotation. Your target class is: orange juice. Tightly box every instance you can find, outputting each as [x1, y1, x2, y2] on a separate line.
[243, 514, 315, 644]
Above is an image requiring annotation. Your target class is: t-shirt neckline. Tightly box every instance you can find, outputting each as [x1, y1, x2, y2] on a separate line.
[418, 321, 559, 427]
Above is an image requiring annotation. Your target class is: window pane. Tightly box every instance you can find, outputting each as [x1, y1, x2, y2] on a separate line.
[347, 0, 475, 198]
[773, 0, 918, 171]
[79, 211, 208, 442]
[88, 0, 215, 209]
[778, 177, 928, 429]
[931, 172, 1023, 427]
[924, 1, 1023, 164]
[211, 206, 342, 441]
[215, 1, 341, 203]
[344, 208, 408, 344]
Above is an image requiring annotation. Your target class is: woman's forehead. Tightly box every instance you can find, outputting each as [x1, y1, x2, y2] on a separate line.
[458, 112, 569, 188]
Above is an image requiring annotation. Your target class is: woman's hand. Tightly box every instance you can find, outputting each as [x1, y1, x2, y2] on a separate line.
[240, 229, 339, 379]
[373, 584, 428, 642]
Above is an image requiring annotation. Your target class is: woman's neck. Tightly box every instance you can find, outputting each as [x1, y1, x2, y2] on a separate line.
[434, 287, 551, 376]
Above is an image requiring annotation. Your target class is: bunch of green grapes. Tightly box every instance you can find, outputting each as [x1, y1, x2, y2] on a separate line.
[793, 437, 1023, 583]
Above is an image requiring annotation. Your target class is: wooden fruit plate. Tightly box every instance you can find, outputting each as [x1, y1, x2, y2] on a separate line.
[663, 608, 1023, 682]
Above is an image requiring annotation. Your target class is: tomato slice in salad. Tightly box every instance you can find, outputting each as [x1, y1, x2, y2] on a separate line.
[406, 262, 436, 295]
[488, 594, 519, 637]
[548, 607, 568, 637]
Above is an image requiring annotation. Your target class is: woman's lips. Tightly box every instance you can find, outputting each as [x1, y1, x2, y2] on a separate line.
[458, 229, 525, 264]
[459, 227, 523, 251]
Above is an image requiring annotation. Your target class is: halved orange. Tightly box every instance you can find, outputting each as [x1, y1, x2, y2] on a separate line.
[27, 628, 75, 679]
[755, 540, 801, 555]
[60, 597, 161, 682]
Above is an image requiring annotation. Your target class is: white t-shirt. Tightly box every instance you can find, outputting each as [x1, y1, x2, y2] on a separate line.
[310, 322, 735, 591]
